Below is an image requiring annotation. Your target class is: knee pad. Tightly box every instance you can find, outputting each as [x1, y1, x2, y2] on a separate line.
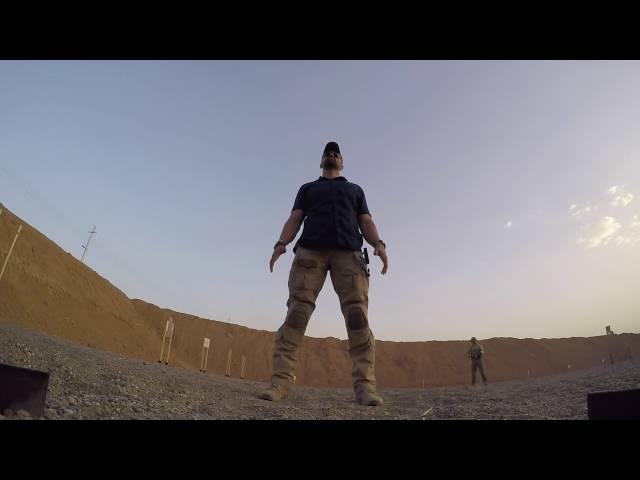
[347, 306, 368, 330]
[285, 303, 311, 329]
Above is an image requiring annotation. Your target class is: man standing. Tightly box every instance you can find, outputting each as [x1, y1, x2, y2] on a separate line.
[468, 337, 488, 386]
[261, 141, 389, 406]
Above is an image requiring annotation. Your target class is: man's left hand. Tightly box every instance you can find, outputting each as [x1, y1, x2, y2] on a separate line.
[373, 244, 388, 275]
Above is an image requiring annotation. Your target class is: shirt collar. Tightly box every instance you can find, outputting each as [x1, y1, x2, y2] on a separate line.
[318, 176, 347, 182]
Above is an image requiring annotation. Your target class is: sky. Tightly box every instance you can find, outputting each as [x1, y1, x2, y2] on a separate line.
[1, 60, 639, 342]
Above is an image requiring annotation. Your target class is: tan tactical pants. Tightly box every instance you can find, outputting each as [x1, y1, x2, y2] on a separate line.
[471, 358, 487, 385]
[270, 246, 377, 394]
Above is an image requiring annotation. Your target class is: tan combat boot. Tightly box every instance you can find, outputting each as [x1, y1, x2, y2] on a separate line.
[356, 387, 384, 406]
[259, 383, 290, 402]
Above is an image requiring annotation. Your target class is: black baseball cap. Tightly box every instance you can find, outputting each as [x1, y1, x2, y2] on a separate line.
[323, 142, 340, 154]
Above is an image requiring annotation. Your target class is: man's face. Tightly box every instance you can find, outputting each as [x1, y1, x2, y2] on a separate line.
[321, 150, 343, 170]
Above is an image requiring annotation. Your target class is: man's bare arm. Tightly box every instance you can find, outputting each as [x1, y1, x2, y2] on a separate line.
[270, 209, 304, 272]
[358, 213, 388, 274]
[277, 209, 305, 244]
[358, 214, 382, 247]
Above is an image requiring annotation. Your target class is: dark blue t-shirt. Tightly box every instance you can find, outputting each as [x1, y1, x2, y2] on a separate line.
[292, 176, 371, 252]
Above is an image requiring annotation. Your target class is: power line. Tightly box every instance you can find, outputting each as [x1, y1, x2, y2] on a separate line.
[80, 226, 97, 263]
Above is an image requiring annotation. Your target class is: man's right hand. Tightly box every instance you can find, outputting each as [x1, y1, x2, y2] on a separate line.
[270, 245, 286, 272]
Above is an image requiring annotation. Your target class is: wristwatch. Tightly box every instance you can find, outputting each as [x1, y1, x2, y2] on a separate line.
[274, 240, 287, 249]
[376, 240, 386, 249]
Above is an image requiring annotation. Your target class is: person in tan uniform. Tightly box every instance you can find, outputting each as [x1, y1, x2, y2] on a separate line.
[468, 337, 488, 386]
[260, 141, 389, 406]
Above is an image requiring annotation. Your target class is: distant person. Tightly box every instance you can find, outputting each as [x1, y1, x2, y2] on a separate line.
[468, 337, 488, 386]
[261, 141, 388, 406]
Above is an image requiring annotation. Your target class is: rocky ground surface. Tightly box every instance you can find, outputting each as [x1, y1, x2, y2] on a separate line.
[1, 321, 639, 420]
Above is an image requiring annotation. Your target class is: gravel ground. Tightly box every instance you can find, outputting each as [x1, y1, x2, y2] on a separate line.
[1, 321, 639, 420]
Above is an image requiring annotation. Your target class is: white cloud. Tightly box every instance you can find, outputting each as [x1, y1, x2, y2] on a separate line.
[504, 221, 513, 229]
[570, 188, 640, 248]
[613, 236, 633, 246]
[611, 194, 633, 207]
[577, 216, 621, 249]
[613, 234, 640, 246]
[571, 204, 592, 218]
[607, 185, 634, 207]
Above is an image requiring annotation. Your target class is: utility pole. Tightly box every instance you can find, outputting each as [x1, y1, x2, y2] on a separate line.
[0, 224, 23, 282]
[81, 226, 97, 263]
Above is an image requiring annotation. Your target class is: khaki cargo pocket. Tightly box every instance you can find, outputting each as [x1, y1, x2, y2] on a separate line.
[290, 255, 321, 295]
[288, 269, 307, 292]
[336, 273, 368, 305]
[335, 273, 356, 294]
